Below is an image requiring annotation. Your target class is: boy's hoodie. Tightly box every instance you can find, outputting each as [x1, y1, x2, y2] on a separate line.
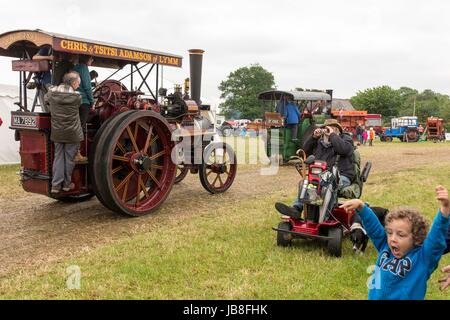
[357, 204, 449, 300]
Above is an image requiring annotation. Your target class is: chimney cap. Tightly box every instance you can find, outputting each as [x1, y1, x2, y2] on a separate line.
[188, 49, 205, 55]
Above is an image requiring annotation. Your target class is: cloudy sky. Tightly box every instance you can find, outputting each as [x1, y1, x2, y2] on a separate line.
[0, 0, 449, 106]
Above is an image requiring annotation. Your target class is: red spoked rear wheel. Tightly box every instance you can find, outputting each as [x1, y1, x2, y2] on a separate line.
[95, 110, 176, 216]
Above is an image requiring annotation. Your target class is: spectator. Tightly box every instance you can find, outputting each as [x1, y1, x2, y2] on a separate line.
[45, 71, 84, 194]
[356, 124, 364, 145]
[362, 128, 368, 145]
[418, 124, 425, 135]
[368, 127, 375, 146]
[340, 185, 450, 300]
[240, 126, 247, 138]
[285, 97, 301, 142]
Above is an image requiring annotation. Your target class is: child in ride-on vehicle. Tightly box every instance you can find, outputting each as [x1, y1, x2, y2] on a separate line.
[340, 186, 450, 300]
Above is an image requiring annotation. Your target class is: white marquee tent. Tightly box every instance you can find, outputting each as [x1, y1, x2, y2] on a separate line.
[0, 84, 23, 164]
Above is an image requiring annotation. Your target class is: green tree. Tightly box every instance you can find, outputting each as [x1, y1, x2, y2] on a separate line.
[352, 85, 450, 128]
[439, 98, 450, 122]
[398, 86, 418, 100]
[350, 85, 402, 119]
[218, 64, 275, 119]
[398, 89, 446, 124]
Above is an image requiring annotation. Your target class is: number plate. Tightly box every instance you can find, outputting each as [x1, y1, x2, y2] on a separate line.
[12, 115, 37, 128]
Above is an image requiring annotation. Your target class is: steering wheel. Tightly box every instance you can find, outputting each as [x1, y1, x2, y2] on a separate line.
[93, 85, 113, 108]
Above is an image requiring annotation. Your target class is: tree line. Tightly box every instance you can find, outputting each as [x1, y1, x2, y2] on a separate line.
[350, 86, 450, 126]
[218, 65, 450, 127]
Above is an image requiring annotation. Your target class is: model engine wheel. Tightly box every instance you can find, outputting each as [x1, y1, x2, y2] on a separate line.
[173, 145, 189, 184]
[93, 110, 176, 216]
[175, 165, 189, 184]
[199, 142, 237, 194]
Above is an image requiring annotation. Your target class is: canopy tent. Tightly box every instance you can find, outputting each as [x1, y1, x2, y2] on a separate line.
[0, 29, 183, 69]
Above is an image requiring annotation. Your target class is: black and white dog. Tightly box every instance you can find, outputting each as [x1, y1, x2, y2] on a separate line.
[349, 206, 389, 254]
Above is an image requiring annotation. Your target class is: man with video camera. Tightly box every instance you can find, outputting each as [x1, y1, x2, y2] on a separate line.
[276, 119, 355, 218]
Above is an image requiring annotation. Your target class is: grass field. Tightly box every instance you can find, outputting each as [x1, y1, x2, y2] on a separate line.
[0, 141, 450, 299]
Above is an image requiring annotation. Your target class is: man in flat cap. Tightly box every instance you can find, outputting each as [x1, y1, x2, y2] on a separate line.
[276, 118, 355, 218]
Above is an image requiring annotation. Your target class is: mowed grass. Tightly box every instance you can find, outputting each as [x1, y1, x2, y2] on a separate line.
[1, 152, 450, 299]
[0, 164, 26, 200]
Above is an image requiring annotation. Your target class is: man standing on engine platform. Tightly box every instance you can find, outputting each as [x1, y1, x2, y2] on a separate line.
[46, 71, 84, 194]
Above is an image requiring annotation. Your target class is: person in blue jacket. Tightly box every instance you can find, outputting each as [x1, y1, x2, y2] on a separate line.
[285, 97, 301, 142]
[73, 55, 94, 162]
[340, 185, 450, 300]
[73, 55, 94, 132]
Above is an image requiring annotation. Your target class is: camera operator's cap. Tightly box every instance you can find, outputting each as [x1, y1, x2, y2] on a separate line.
[321, 119, 343, 133]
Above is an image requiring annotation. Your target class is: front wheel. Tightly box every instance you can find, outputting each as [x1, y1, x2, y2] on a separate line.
[277, 221, 292, 247]
[221, 127, 232, 137]
[327, 227, 343, 257]
[199, 142, 237, 194]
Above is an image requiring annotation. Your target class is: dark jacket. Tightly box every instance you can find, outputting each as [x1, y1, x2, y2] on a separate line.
[46, 89, 84, 144]
[303, 132, 355, 181]
[356, 125, 363, 135]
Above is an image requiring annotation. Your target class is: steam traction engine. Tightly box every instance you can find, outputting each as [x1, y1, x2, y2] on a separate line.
[0, 30, 237, 216]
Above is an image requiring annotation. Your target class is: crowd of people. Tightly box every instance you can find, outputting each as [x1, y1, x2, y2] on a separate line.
[355, 124, 376, 146]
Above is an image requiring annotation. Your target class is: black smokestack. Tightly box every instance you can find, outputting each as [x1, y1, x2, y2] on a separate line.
[188, 49, 205, 106]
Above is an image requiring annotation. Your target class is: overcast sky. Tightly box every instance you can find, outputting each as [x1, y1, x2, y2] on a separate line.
[1, 0, 449, 106]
